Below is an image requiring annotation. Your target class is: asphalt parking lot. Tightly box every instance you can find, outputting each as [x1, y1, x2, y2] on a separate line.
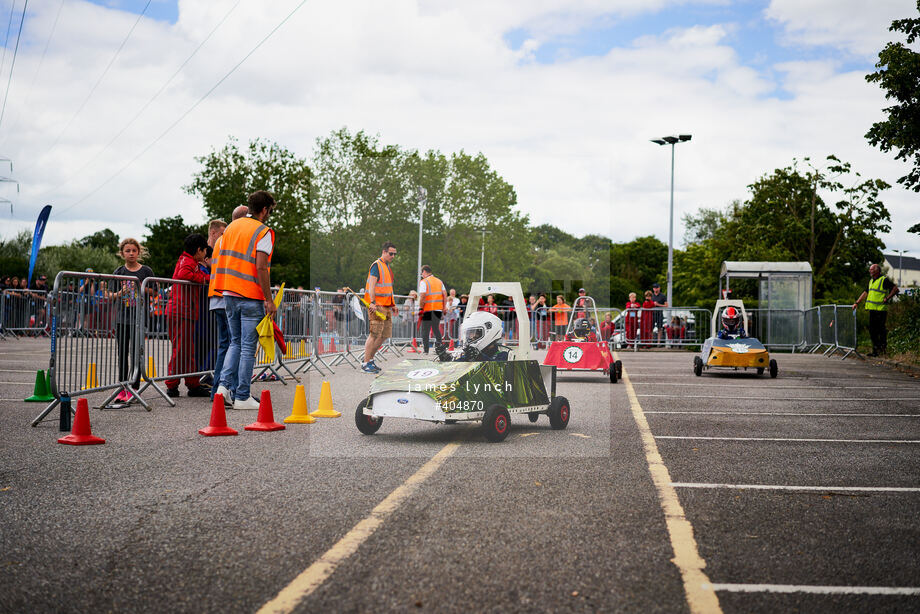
[1, 338, 919, 613]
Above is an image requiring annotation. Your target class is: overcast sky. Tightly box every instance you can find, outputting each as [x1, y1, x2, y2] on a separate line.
[0, 0, 917, 257]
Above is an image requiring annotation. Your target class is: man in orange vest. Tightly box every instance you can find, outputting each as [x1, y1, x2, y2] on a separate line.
[417, 264, 447, 354]
[362, 241, 399, 373]
[211, 191, 277, 409]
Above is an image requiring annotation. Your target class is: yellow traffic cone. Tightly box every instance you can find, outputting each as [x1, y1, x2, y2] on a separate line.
[147, 356, 157, 378]
[299, 339, 306, 358]
[83, 363, 98, 390]
[310, 381, 341, 418]
[284, 384, 316, 424]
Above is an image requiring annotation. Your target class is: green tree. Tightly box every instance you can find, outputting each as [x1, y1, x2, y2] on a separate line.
[142, 215, 202, 278]
[184, 137, 312, 286]
[36, 244, 120, 280]
[0, 230, 30, 277]
[77, 228, 119, 254]
[866, 1, 920, 206]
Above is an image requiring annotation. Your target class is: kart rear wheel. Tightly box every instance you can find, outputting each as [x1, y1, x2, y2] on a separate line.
[615, 360, 623, 379]
[355, 398, 382, 435]
[483, 405, 511, 442]
[693, 356, 703, 377]
[528, 412, 539, 423]
[548, 396, 570, 430]
[609, 365, 618, 384]
[769, 359, 778, 378]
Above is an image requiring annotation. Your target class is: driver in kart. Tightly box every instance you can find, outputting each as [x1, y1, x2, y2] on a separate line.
[717, 306, 747, 339]
[436, 312, 509, 362]
[566, 317, 598, 342]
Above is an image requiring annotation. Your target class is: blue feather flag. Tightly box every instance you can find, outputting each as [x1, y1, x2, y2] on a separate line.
[27, 205, 52, 286]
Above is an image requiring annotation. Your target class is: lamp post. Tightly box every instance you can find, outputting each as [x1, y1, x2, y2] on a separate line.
[650, 134, 692, 310]
[893, 249, 909, 287]
[475, 227, 492, 282]
[416, 187, 427, 286]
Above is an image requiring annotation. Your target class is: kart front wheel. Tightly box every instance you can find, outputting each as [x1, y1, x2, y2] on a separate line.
[769, 359, 778, 378]
[483, 405, 511, 442]
[355, 398, 382, 435]
[548, 396, 570, 430]
[693, 356, 703, 377]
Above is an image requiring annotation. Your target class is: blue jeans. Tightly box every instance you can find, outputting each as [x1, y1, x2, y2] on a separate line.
[211, 308, 234, 399]
[221, 297, 264, 402]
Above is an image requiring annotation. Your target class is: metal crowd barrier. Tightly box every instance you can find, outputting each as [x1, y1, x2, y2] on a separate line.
[32, 271, 149, 426]
[1, 288, 51, 338]
[747, 308, 805, 351]
[610, 307, 711, 351]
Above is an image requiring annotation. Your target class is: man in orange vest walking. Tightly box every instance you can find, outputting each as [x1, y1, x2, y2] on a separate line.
[211, 191, 277, 409]
[362, 241, 399, 373]
[417, 264, 448, 354]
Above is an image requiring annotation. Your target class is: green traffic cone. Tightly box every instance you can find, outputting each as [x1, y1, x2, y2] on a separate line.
[24, 370, 54, 402]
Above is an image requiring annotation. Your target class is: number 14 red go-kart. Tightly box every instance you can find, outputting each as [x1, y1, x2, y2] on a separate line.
[542, 295, 623, 383]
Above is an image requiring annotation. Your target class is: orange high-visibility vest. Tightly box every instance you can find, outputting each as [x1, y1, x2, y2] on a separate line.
[420, 275, 444, 312]
[211, 217, 274, 300]
[208, 236, 224, 298]
[365, 258, 395, 307]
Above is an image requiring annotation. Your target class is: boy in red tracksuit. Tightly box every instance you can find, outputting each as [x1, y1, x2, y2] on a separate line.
[165, 234, 211, 397]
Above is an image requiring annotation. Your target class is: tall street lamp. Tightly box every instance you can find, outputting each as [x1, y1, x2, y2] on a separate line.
[893, 249, 909, 287]
[416, 187, 427, 285]
[650, 134, 692, 309]
[475, 227, 492, 282]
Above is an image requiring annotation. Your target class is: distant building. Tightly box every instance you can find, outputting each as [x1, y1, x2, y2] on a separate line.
[884, 253, 920, 288]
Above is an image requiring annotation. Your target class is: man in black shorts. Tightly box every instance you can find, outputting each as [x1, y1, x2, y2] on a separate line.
[651, 282, 668, 344]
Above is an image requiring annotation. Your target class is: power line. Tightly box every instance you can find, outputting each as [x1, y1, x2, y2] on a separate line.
[56, 0, 308, 216]
[26, 0, 152, 170]
[32, 0, 243, 200]
[0, 0, 29, 131]
[0, 0, 17, 88]
[0, 0, 65, 147]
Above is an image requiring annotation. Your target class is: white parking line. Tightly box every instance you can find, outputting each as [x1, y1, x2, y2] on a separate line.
[646, 411, 919, 417]
[633, 383, 897, 389]
[657, 436, 920, 443]
[672, 482, 920, 493]
[637, 394, 920, 401]
[704, 583, 920, 595]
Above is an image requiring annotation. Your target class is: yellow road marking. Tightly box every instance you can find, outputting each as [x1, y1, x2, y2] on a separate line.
[616, 351, 722, 614]
[570, 433, 591, 439]
[519, 432, 540, 438]
[256, 442, 460, 614]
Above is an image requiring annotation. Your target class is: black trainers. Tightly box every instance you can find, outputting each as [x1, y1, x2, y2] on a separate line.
[187, 385, 210, 398]
[166, 387, 180, 398]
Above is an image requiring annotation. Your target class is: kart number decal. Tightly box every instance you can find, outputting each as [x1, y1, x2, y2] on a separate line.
[406, 368, 440, 379]
[441, 400, 483, 412]
[728, 343, 749, 354]
[562, 346, 584, 363]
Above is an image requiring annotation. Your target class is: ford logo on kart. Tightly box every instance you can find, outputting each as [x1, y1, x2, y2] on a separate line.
[728, 343, 749, 354]
[397, 398, 409, 404]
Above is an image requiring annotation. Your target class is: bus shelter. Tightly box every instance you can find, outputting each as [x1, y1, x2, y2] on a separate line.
[719, 261, 813, 348]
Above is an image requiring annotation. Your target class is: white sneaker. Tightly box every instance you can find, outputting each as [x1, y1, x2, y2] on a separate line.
[215, 385, 234, 407]
[233, 395, 260, 410]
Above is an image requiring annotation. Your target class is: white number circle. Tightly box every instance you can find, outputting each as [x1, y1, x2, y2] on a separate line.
[562, 346, 584, 364]
[407, 368, 440, 379]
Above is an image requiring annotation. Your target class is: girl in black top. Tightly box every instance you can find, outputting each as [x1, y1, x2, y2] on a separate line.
[111, 238, 154, 403]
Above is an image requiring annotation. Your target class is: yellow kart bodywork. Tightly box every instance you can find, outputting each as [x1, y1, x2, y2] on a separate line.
[706, 344, 769, 369]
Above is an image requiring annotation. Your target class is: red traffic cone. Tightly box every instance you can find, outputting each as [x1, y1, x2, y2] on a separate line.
[448, 338, 455, 351]
[244, 390, 286, 432]
[199, 394, 238, 437]
[408, 337, 419, 353]
[317, 336, 325, 355]
[58, 398, 105, 445]
[329, 336, 337, 353]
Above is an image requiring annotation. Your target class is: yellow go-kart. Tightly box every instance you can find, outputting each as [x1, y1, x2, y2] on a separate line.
[693, 300, 777, 378]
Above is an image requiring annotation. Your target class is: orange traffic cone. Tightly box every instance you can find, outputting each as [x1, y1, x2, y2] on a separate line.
[245, 390, 286, 431]
[448, 338, 455, 351]
[82, 363, 98, 390]
[199, 394, 238, 436]
[310, 381, 341, 418]
[329, 336, 337, 353]
[317, 336, 325, 355]
[58, 398, 105, 445]
[284, 384, 315, 424]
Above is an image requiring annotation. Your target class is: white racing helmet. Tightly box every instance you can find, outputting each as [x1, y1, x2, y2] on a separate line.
[459, 311, 503, 352]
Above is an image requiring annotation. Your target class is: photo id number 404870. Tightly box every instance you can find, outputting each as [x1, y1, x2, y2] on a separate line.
[441, 400, 483, 412]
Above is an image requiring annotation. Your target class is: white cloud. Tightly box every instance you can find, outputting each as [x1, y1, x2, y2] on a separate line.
[765, 0, 910, 57]
[0, 0, 916, 266]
